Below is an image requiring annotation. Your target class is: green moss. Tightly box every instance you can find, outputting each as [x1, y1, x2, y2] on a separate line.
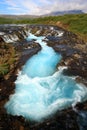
[0, 43, 17, 77]
[0, 63, 9, 75]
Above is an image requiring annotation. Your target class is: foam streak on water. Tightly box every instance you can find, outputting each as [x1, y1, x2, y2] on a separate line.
[5, 33, 87, 122]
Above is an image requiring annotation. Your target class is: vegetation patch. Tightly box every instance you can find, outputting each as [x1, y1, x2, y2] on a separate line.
[0, 42, 17, 78]
[0, 14, 87, 41]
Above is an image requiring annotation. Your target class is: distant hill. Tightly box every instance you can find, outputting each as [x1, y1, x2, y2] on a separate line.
[44, 10, 84, 16]
[0, 10, 84, 19]
[0, 14, 39, 19]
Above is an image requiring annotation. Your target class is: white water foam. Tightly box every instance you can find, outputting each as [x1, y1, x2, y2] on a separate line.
[5, 33, 87, 122]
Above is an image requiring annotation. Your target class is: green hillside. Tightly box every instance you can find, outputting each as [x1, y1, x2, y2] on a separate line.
[0, 14, 87, 41]
[0, 14, 87, 78]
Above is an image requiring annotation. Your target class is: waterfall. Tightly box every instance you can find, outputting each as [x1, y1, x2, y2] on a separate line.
[5, 33, 87, 122]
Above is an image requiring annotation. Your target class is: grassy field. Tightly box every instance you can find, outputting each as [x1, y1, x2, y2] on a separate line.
[0, 14, 87, 41]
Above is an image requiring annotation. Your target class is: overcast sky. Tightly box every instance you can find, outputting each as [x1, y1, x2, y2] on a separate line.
[0, 0, 87, 15]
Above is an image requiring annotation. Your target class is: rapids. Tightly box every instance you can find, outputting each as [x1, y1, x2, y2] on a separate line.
[5, 33, 87, 122]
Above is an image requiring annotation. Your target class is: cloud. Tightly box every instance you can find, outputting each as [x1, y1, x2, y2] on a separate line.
[2, 0, 87, 15]
[5, 0, 17, 7]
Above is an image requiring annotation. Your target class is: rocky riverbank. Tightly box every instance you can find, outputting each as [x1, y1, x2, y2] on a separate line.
[0, 25, 87, 130]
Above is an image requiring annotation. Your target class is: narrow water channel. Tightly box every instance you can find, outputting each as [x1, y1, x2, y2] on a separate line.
[5, 33, 87, 122]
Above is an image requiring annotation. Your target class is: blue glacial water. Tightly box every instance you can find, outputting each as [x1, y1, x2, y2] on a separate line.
[5, 33, 87, 122]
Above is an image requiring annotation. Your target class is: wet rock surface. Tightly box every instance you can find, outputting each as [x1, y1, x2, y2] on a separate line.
[0, 25, 87, 130]
[45, 28, 87, 86]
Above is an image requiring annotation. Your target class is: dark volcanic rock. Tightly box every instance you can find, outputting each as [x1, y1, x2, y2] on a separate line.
[47, 29, 87, 83]
[17, 42, 41, 70]
[0, 25, 87, 130]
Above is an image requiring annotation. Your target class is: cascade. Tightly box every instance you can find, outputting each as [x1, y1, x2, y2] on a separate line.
[5, 33, 87, 122]
[1, 29, 29, 43]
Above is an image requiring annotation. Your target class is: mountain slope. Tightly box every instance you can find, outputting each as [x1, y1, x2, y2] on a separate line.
[44, 10, 84, 16]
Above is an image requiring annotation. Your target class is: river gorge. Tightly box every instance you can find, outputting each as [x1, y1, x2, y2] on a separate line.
[0, 25, 87, 130]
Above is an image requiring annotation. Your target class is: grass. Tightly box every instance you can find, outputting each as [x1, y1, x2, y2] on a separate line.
[0, 42, 16, 77]
[0, 14, 87, 41]
[0, 63, 9, 75]
[0, 14, 87, 77]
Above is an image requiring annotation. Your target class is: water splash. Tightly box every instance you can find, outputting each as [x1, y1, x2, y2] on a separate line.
[5, 33, 87, 122]
[23, 34, 62, 78]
